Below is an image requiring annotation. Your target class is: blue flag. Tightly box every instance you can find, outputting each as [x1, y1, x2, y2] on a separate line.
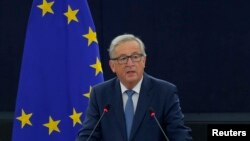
[12, 0, 104, 140]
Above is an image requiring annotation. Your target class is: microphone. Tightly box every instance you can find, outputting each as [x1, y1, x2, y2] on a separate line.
[149, 107, 170, 141]
[86, 104, 111, 141]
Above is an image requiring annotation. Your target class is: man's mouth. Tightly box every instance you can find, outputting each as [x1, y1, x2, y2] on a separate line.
[126, 70, 135, 74]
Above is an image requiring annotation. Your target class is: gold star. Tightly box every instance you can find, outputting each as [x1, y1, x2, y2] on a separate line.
[90, 58, 103, 76]
[83, 27, 98, 46]
[83, 86, 92, 98]
[16, 109, 33, 128]
[43, 116, 61, 135]
[64, 5, 79, 24]
[37, 0, 54, 16]
[69, 108, 82, 126]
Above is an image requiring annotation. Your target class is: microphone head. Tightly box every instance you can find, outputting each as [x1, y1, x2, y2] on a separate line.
[103, 104, 111, 113]
[149, 107, 156, 118]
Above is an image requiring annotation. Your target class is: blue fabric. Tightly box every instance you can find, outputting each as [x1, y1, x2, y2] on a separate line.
[124, 90, 135, 139]
[12, 0, 103, 141]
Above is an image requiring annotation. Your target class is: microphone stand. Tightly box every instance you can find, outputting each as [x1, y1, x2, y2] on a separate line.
[86, 105, 110, 141]
[149, 107, 170, 141]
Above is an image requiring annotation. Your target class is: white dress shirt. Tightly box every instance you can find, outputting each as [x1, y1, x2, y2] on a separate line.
[120, 77, 143, 112]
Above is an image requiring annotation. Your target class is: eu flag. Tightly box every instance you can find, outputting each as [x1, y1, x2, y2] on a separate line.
[12, 0, 103, 140]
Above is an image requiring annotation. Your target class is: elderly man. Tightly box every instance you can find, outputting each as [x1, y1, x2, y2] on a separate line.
[76, 34, 192, 141]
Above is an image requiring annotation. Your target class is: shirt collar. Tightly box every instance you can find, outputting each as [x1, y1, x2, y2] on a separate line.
[120, 76, 143, 94]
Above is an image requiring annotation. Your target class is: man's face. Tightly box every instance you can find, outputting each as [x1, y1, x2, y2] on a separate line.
[109, 40, 146, 88]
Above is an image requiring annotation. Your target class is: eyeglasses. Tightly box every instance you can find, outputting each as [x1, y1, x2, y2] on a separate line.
[111, 54, 144, 64]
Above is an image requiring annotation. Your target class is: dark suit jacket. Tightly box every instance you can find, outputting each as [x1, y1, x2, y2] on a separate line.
[76, 73, 192, 141]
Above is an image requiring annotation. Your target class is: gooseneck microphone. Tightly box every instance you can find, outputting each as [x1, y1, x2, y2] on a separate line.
[86, 104, 111, 141]
[149, 107, 170, 141]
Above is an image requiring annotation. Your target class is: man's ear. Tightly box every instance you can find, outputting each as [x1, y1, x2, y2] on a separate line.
[109, 60, 116, 73]
[142, 56, 146, 68]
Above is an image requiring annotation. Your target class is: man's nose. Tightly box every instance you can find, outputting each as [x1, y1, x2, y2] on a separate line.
[126, 57, 134, 65]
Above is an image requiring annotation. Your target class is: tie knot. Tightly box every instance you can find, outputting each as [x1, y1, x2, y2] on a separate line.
[126, 90, 134, 97]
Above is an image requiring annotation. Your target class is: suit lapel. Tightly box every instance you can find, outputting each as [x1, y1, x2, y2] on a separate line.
[130, 74, 154, 140]
[111, 78, 127, 141]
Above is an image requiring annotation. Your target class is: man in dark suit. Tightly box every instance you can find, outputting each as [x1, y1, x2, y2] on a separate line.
[76, 34, 192, 141]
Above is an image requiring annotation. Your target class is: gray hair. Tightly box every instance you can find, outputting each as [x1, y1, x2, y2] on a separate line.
[108, 34, 147, 58]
